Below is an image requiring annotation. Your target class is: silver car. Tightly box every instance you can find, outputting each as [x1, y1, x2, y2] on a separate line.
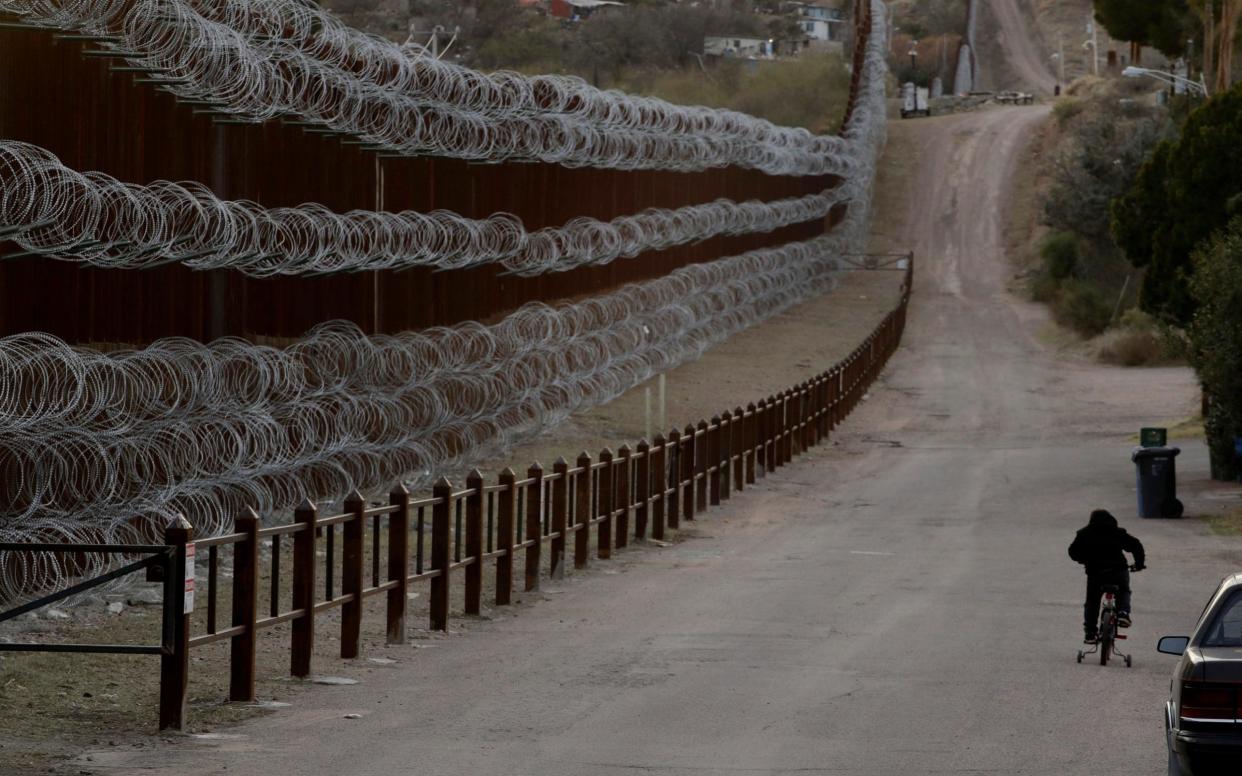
[1158, 573, 1242, 775]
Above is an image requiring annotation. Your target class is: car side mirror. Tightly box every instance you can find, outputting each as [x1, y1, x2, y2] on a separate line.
[1157, 636, 1189, 655]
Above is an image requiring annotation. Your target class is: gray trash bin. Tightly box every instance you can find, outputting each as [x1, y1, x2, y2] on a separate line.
[1132, 446, 1183, 518]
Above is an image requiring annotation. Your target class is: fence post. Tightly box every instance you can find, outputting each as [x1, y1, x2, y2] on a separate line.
[819, 376, 830, 441]
[681, 425, 696, 520]
[762, 397, 775, 475]
[708, 417, 721, 507]
[695, 420, 709, 511]
[818, 376, 830, 440]
[795, 383, 806, 453]
[290, 499, 317, 678]
[635, 440, 651, 540]
[847, 357, 857, 412]
[551, 457, 568, 580]
[800, 383, 812, 452]
[387, 484, 410, 643]
[524, 463, 543, 592]
[666, 430, 681, 529]
[340, 490, 365, 659]
[776, 392, 785, 464]
[719, 414, 731, 501]
[597, 450, 614, 559]
[496, 469, 516, 606]
[779, 389, 789, 461]
[465, 470, 484, 616]
[229, 508, 259, 702]
[616, 445, 632, 548]
[745, 403, 757, 484]
[574, 452, 592, 570]
[732, 408, 745, 491]
[430, 477, 452, 632]
[652, 434, 667, 541]
[159, 518, 192, 731]
[831, 369, 842, 430]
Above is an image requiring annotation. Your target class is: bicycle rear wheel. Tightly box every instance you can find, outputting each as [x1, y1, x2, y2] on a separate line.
[1098, 607, 1114, 666]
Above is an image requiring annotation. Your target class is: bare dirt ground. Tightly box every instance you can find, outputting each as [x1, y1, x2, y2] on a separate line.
[463, 267, 905, 485]
[986, 0, 1169, 92]
[977, 0, 1059, 93]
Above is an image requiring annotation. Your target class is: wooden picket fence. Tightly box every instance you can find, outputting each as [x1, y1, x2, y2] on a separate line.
[7, 258, 911, 729]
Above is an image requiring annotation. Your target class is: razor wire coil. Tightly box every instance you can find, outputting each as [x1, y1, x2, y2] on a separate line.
[0, 0, 856, 175]
[0, 0, 891, 602]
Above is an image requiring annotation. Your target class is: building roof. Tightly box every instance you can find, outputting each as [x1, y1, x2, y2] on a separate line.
[565, 0, 625, 8]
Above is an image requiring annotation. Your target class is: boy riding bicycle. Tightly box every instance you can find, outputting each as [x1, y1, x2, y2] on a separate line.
[1068, 509, 1145, 643]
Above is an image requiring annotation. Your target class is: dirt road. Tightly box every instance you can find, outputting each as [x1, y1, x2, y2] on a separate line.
[980, 0, 1059, 93]
[84, 99, 1235, 775]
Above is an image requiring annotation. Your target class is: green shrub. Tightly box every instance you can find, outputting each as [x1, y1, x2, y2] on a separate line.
[1098, 327, 1166, 366]
[1040, 232, 1079, 279]
[1052, 98, 1084, 127]
[1054, 280, 1113, 337]
[1188, 216, 1242, 480]
[1030, 271, 1060, 304]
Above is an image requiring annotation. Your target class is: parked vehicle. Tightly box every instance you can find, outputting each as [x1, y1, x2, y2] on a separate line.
[900, 82, 930, 119]
[994, 90, 1035, 105]
[1158, 573, 1242, 775]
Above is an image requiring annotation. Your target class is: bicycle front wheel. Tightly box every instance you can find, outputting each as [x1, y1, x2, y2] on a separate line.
[1099, 637, 1110, 665]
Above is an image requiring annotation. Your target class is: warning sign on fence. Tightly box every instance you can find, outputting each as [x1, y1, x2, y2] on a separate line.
[184, 542, 195, 614]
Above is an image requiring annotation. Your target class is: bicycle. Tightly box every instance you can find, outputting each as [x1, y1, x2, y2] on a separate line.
[1077, 565, 1142, 667]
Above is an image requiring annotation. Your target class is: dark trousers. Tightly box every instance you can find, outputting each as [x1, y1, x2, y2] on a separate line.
[1084, 567, 1131, 632]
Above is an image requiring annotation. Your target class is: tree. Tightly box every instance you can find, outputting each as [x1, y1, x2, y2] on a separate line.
[1161, 0, 1240, 90]
[1044, 109, 1170, 251]
[1110, 82, 1242, 324]
[567, 5, 762, 83]
[1187, 216, 1242, 480]
[1093, 0, 1195, 60]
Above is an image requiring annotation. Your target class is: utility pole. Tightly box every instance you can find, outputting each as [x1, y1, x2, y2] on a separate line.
[1058, 33, 1065, 84]
[1086, 14, 1099, 77]
[1205, 1, 1216, 91]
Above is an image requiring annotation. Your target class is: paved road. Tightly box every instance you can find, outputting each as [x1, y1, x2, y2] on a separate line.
[88, 102, 1228, 775]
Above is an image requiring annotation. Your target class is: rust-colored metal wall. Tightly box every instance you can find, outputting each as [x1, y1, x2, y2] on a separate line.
[0, 27, 838, 345]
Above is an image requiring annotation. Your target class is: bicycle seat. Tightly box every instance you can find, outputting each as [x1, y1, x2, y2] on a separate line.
[1101, 585, 1120, 593]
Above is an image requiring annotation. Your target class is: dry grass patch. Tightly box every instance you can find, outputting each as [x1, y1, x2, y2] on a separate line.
[1205, 508, 1242, 536]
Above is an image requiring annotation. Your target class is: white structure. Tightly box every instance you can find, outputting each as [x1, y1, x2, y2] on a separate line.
[796, 1, 847, 42]
[704, 35, 776, 59]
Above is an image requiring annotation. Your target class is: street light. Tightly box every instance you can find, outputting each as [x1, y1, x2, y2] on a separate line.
[1122, 66, 1209, 97]
[1081, 38, 1099, 77]
[908, 40, 918, 84]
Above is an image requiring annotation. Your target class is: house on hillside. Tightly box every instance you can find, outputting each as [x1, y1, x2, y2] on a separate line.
[704, 35, 776, 59]
[792, 0, 847, 42]
[549, 0, 624, 20]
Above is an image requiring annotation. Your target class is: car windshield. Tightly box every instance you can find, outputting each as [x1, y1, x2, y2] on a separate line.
[1202, 590, 1242, 647]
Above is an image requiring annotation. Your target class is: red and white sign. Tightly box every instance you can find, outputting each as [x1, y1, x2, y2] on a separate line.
[184, 542, 196, 613]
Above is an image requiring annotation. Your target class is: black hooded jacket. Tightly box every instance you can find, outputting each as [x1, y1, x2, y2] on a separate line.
[1068, 511, 1145, 574]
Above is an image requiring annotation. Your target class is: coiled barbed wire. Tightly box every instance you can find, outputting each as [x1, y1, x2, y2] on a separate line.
[0, 1, 890, 602]
[0, 140, 846, 276]
[0, 230, 850, 599]
[0, 0, 857, 175]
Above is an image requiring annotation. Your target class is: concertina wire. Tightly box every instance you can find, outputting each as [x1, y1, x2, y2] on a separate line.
[0, 0, 858, 175]
[0, 0, 889, 601]
[0, 140, 850, 277]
